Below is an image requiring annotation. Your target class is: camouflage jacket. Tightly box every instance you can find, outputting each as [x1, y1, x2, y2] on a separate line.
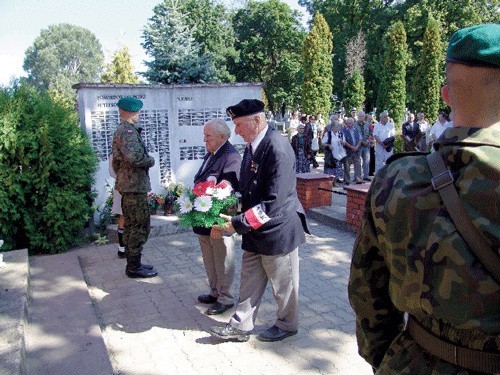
[112, 120, 154, 193]
[348, 125, 500, 373]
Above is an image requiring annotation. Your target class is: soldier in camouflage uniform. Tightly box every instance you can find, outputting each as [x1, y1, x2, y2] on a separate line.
[348, 24, 500, 374]
[112, 97, 157, 278]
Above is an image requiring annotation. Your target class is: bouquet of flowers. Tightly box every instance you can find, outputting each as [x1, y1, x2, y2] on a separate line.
[165, 182, 185, 204]
[148, 192, 165, 213]
[176, 179, 238, 228]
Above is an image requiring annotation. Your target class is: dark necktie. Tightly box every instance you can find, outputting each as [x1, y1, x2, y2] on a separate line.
[242, 144, 253, 171]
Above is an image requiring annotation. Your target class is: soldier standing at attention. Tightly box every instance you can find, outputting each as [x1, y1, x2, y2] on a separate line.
[348, 24, 499, 374]
[112, 97, 158, 278]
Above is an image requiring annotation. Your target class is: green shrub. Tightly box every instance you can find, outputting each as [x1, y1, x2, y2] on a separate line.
[0, 84, 97, 254]
[394, 133, 405, 155]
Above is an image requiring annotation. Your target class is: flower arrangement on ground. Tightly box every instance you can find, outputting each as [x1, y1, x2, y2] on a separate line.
[165, 182, 186, 204]
[148, 192, 165, 213]
[176, 179, 238, 228]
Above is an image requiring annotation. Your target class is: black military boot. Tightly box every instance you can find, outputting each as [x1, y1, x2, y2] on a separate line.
[126, 254, 158, 278]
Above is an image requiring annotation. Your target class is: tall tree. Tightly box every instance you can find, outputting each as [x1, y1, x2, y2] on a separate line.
[344, 30, 367, 78]
[23, 23, 103, 98]
[343, 30, 367, 111]
[179, 0, 237, 82]
[376, 21, 407, 127]
[231, 0, 305, 111]
[343, 69, 365, 113]
[142, 0, 216, 84]
[101, 46, 140, 84]
[301, 13, 333, 115]
[400, 0, 498, 109]
[298, 0, 498, 112]
[298, 0, 393, 107]
[413, 15, 442, 121]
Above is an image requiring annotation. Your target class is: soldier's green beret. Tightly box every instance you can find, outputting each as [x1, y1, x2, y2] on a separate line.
[117, 97, 143, 112]
[447, 24, 500, 68]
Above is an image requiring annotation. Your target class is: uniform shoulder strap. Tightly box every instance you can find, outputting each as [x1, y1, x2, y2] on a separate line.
[426, 151, 500, 284]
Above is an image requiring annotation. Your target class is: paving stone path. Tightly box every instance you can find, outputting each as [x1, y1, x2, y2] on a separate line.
[75, 220, 371, 375]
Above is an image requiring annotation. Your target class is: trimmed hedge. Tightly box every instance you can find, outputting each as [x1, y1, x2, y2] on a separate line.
[0, 84, 97, 254]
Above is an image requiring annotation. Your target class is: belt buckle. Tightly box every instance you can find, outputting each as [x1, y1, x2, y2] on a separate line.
[431, 169, 454, 190]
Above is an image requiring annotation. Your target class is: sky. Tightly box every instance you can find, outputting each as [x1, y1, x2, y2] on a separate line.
[0, 0, 308, 86]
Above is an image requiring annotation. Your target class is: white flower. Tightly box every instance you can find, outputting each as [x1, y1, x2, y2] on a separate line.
[213, 186, 232, 200]
[177, 192, 187, 203]
[178, 197, 193, 214]
[194, 195, 212, 212]
[205, 187, 215, 196]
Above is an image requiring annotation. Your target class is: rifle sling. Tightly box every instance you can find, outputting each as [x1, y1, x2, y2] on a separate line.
[426, 151, 500, 284]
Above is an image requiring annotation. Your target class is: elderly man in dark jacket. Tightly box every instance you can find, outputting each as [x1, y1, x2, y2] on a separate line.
[209, 99, 309, 343]
[194, 118, 241, 316]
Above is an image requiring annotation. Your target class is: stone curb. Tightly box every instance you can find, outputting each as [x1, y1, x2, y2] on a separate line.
[0, 249, 29, 375]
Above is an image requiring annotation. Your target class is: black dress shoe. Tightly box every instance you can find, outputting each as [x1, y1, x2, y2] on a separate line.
[257, 325, 297, 342]
[206, 302, 234, 315]
[198, 294, 217, 304]
[363, 177, 372, 181]
[209, 324, 250, 342]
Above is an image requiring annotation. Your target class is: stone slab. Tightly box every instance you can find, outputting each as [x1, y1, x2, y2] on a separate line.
[0, 249, 29, 375]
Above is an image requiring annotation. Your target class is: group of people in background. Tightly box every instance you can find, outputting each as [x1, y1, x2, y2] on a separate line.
[402, 110, 453, 152]
[288, 106, 453, 185]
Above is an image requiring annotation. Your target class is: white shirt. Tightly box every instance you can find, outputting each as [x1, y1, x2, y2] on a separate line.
[251, 125, 269, 153]
[429, 121, 453, 142]
[374, 121, 395, 144]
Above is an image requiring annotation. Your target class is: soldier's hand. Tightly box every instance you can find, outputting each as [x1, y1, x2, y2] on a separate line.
[149, 156, 155, 168]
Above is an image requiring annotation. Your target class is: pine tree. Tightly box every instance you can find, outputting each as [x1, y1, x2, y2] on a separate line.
[141, 0, 216, 84]
[413, 15, 442, 122]
[377, 21, 407, 127]
[344, 69, 365, 112]
[101, 46, 140, 84]
[301, 13, 333, 115]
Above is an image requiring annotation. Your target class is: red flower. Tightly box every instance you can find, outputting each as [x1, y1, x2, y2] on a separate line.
[216, 180, 231, 189]
[192, 181, 216, 197]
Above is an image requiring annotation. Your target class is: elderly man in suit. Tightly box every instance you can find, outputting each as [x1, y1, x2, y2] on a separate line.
[194, 118, 241, 315]
[209, 99, 309, 342]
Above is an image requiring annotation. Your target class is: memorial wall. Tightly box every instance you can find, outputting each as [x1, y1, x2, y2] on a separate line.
[74, 82, 262, 219]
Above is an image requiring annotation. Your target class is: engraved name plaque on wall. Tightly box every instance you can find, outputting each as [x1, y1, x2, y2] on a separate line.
[74, 82, 262, 218]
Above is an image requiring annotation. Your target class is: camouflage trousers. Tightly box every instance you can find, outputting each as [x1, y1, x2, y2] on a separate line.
[121, 192, 151, 257]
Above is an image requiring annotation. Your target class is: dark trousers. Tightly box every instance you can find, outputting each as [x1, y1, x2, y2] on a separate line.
[121, 192, 150, 257]
[369, 146, 376, 176]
